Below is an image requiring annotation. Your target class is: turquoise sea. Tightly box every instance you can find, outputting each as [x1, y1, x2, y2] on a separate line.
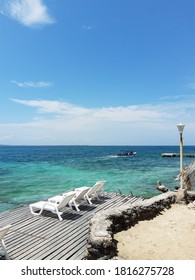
[0, 145, 195, 213]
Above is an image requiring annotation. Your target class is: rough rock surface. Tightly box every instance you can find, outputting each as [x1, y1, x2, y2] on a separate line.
[86, 192, 176, 260]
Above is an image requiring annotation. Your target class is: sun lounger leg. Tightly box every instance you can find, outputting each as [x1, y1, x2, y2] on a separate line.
[84, 194, 92, 205]
[73, 201, 80, 212]
[69, 200, 80, 211]
[56, 211, 63, 221]
[68, 201, 74, 211]
[1, 240, 10, 260]
[95, 193, 100, 200]
[29, 205, 44, 216]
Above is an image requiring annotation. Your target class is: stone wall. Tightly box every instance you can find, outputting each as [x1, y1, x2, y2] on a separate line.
[86, 191, 176, 260]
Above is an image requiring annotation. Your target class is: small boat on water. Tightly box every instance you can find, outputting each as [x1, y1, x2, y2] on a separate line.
[117, 150, 137, 157]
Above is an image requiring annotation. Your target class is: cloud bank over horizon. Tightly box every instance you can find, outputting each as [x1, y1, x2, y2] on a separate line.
[0, 98, 194, 145]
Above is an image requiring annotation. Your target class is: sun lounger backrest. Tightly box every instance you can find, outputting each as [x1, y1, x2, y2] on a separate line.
[95, 180, 106, 193]
[74, 188, 89, 202]
[58, 192, 76, 211]
[0, 225, 11, 241]
[87, 181, 106, 197]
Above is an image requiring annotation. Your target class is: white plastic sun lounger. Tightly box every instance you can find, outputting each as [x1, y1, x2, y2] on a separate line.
[69, 187, 90, 211]
[84, 180, 106, 205]
[0, 225, 11, 260]
[29, 192, 76, 221]
[49, 188, 90, 212]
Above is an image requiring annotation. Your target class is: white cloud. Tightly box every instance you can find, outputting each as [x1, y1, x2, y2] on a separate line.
[160, 94, 195, 100]
[10, 98, 195, 124]
[83, 25, 93, 31]
[1, 98, 195, 145]
[10, 99, 91, 117]
[2, 0, 55, 26]
[10, 98, 175, 122]
[0, 134, 13, 141]
[186, 83, 195, 89]
[11, 80, 53, 88]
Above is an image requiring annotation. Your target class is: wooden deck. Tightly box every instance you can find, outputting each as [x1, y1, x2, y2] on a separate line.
[0, 192, 144, 260]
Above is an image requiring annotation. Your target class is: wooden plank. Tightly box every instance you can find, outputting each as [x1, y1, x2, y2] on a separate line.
[40, 227, 89, 260]
[58, 237, 88, 260]
[9, 219, 77, 259]
[18, 218, 90, 259]
[14, 206, 98, 259]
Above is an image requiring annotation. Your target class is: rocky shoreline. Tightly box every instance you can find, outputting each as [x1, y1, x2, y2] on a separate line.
[85, 191, 179, 259]
[85, 161, 195, 260]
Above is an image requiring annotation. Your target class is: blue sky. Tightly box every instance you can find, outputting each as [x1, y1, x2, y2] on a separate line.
[0, 0, 194, 145]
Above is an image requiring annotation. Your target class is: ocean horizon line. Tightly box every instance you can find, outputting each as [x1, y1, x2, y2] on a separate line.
[0, 144, 195, 147]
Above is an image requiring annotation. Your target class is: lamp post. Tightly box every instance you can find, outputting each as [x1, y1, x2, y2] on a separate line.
[177, 123, 185, 189]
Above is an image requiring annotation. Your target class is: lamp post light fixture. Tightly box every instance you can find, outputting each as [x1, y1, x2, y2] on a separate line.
[177, 123, 185, 189]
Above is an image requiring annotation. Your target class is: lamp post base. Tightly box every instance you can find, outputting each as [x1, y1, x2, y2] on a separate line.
[176, 188, 187, 204]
